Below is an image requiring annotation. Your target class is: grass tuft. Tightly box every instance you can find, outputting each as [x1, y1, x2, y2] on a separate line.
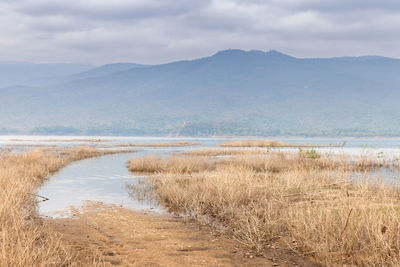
[0, 146, 125, 266]
[129, 150, 400, 265]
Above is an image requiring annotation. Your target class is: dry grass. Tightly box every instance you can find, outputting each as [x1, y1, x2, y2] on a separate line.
[129, 151, 400, 265]
[220, 139, 318, 148]
[0, 146, 124, 266]
[129, 155, 212, 174]
[180, 147, 268, 156]
[130, 150, 393, 174]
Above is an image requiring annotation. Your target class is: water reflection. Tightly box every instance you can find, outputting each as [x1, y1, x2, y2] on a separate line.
[351, 167, 400, 185]
[2, 136, 393, 217]
[38, 151, 161, 217]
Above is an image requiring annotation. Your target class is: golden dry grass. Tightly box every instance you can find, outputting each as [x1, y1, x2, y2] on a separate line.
[180, 147, 268, 156]
[0, 146, 125, 266]
[129, 155, 212, 174]
[129, 151, 391, 174]
[129, 151, 400, 265]
[220, 139, 318, 148]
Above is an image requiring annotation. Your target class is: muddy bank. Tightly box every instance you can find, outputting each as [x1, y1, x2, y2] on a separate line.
[47, 203, 316, 266]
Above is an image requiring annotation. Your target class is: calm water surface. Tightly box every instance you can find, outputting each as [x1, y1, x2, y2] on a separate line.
[1, 135, 400, 148]
[1, 136, 399, 217]
[38, 152, 151, 217]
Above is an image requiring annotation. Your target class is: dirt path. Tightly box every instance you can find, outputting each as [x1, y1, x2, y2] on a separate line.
[46, 203, 317, 266]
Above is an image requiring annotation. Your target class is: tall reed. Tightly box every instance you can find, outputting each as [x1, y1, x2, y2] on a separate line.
[129, 151, 400, 265]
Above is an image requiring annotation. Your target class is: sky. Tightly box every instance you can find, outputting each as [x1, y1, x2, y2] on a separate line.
[0, 0, 399, 64]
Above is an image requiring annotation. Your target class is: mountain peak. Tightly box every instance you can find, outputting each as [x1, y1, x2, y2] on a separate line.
[212, 49, 292, 59]
[213, 49, 246, 57]
[265, 50, 292, 58]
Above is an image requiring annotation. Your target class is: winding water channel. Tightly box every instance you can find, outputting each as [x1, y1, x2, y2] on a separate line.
[1, 136, 398, 217]
[38, 152, 155, 217]
[36, 137, 225, 217]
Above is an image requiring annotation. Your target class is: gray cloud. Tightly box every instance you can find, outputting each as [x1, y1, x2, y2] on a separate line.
[13, 0, 210, 20]
[0, 0, 399, 64]
[279, 0, 400, 12]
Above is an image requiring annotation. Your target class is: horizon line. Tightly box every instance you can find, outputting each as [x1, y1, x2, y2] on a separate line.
[0, 49, 396, 66]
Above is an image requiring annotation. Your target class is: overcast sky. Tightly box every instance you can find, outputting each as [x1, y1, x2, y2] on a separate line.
[0, 0, 399, 64]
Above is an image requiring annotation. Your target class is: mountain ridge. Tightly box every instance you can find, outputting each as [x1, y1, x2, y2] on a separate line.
[1, 49, 400, 136]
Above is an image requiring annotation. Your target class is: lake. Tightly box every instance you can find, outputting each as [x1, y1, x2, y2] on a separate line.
[1, 135, 399, 217]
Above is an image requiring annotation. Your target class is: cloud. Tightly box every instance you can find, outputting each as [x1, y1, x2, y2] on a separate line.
[277, 0, 400, 12]
[0, 0, 399, 64]
[13, 0, 209, 20]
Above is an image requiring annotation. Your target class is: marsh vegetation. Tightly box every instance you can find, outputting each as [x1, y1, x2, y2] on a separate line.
[180, 147, 269, 156]
[3, 137, 400, 266]
[220, 139, 319, 148]
[129, 150, 400, 265]
[0, 146, 129, 266]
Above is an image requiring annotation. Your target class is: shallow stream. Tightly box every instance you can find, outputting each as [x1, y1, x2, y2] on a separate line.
[1, 136, 399, 217]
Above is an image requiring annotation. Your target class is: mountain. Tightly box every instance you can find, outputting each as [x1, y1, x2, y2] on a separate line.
[19, 63, 147, 87]
[68, 63, 146, 80]
[1, 49, 400, 136]
[0, 61, 93, 87]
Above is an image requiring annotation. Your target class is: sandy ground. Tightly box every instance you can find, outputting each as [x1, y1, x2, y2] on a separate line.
[45, 203, 318, 267]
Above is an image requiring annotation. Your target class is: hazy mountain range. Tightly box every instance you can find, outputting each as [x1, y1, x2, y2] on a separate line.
[1, 49, 400, 136]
